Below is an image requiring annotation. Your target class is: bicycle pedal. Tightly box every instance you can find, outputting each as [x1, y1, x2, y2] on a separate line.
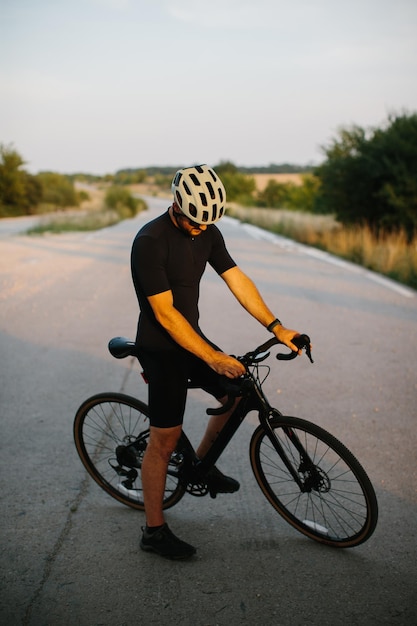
[186, 482, 208, 497]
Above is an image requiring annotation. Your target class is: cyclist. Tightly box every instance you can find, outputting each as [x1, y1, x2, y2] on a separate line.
[131, 164, 302, 559]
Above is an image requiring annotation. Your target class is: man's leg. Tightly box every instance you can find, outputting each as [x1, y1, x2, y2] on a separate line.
[141, 424, 182, 527]
[140, 423, 197, 559]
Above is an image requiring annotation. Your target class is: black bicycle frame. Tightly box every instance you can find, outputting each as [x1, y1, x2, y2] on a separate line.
[178, 372, 312, 494]
[192, 392, 253, 471]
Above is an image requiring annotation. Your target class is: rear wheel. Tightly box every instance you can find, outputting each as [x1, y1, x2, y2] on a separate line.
[74, 393, 186, 510]
[250, 413, 378, 547]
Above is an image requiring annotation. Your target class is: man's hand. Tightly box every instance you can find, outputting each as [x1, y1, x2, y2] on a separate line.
[274, 325, 303, 354]
[208, 352, 246, 379]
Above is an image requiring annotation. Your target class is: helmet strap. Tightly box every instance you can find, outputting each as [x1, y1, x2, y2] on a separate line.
[170, 203, 190, 233]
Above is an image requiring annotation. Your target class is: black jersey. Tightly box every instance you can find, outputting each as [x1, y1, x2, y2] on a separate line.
[131, 210, 236, 350]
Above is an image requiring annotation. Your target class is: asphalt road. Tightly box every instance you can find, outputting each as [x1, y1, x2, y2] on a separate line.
[1, 198, 416, 626]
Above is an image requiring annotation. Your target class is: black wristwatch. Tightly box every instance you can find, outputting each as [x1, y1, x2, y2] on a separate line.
[267, 318, 282, 332]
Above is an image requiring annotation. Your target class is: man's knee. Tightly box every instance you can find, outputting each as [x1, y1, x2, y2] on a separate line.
[148, 425, 181, 461]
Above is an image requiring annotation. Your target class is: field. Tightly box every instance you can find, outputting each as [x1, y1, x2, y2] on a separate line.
[129, 173, 304, 197]
[252, 172, 303, 191]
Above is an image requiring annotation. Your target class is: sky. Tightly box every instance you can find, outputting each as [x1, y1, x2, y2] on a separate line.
[1, 0, 417, 175]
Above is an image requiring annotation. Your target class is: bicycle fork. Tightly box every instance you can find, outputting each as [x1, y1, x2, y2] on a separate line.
[262, 412, 318, 493]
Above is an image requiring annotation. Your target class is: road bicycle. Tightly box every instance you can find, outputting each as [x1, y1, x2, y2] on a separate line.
[73, 334, 378, 548]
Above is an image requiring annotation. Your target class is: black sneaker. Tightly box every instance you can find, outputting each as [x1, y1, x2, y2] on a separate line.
[140, 524, 196, 560]
[205, 466, 240, 497]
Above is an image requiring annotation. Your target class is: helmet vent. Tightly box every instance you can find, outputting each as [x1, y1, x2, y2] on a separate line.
[202, 211, 209, 223]
[175, 190, 183, 207]
[212, 205, 217, 221]
[205, 181, 215, 200]
[199, 192, 208, 206]
[183, 181, 192, 196]
[218, 187, 224, 202]
[190, 174, 201, 186]
[189, 203, 197, 218]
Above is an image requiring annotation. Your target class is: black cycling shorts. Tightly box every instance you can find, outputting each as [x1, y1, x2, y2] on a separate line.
[136, 347, 227, 428]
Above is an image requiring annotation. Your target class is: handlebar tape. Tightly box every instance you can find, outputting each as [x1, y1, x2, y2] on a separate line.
[276, 334, 313, 363]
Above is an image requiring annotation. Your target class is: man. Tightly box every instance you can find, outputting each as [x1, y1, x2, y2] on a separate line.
[131, 164, 302, 559]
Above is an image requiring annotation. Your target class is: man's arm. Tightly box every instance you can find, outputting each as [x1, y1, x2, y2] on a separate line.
[147, 290, 245, 378]
[220, 266, 301, 353]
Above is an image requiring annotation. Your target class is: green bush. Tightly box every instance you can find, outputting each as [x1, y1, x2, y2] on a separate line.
[286, 175, 322, 212]
[0, 144, 42, 216]
[214, 161, 256, 204]
[77, 190, 90, 202]
[104, 186, 146, 218]
[256, 175, 321, 212]
[257, 180, 292, 208]
[36, 171, 79, 208]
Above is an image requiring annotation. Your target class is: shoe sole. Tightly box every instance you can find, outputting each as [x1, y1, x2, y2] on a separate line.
[140, 540, 196, 560]
[207, 484, 240, 495]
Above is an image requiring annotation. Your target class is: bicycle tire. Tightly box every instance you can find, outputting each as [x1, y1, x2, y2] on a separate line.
[73, 393, 186, 511]
[250, 413, 378, 547]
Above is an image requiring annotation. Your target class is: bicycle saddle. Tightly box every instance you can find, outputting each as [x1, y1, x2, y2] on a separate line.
[108, 336, 137, 359]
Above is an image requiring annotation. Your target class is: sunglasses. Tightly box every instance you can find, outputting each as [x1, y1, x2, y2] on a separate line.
[174, 210, 203, 229]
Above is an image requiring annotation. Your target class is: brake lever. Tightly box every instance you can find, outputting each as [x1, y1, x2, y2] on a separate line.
[276, 333, 314, 363]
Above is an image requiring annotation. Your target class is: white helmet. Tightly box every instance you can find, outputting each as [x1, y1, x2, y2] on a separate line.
[171, 164, 226, 225]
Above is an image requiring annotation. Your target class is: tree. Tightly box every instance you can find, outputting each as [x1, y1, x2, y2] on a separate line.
[23, 172, 43, 212]
[315, 113, 417, 236]
[287, 175, 321, 213]
[36, 172, 79, 208]
[256, 175, 320, 211]
[257, 179, 292, 208]
[0, 144, 42, 216]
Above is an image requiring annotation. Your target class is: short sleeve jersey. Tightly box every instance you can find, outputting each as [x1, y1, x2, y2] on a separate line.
[131, 210, 236, 350]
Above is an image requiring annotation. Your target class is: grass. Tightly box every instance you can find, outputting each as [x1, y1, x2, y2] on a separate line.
[26, 209, 122, 234]
[26, 184, 148, 234]
[26, 184, 119, 234]
[227, 206, 417, 290]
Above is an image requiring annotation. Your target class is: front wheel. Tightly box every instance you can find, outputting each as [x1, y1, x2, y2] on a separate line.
[250, 413, 378, 547]
[73, 393, 186, 511]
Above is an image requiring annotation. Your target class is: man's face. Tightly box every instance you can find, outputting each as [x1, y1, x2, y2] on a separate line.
[172, 204, 208, 237]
